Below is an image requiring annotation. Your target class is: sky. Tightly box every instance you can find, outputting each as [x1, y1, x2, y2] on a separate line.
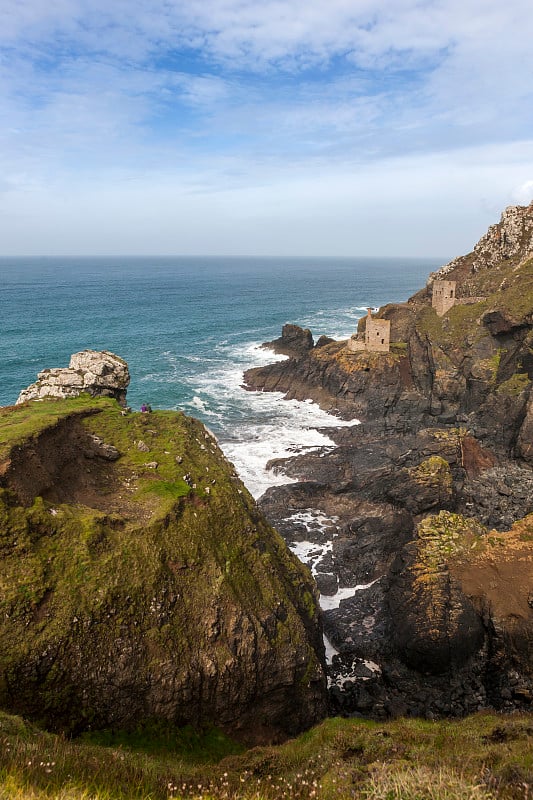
[1, 0, 533, 257]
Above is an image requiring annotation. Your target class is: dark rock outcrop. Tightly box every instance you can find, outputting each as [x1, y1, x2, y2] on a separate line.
[245, 204, 533, 720]
[263, 324, 314, 359]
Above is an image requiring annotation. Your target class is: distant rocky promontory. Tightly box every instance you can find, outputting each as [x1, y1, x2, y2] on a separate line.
[245, 204, 533, 719]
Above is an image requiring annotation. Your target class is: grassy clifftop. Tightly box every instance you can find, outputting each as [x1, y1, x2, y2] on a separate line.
[0, 397, 326, 742]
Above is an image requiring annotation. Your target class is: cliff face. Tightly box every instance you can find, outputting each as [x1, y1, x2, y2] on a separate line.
[0, 395, 327, 743]
[246, 205, 533, 455]
[245, 205, 533, 719]
[429, 202, 533, 285]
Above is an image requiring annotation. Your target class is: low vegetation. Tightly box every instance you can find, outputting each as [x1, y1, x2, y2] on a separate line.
[0, 395, 104, 462]
[1, 711, 533, 799]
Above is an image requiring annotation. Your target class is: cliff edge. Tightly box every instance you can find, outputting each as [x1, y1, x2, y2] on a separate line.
[0, 393, 327, 743]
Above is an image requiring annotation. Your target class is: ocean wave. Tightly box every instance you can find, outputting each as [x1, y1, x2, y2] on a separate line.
[185, 395, 221, 418]
[217, 395, 357, 499]
[167, 336, 359, 498]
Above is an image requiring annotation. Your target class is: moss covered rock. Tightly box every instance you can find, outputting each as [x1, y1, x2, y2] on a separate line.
[389, 512, 486, 674]
[389, 510, 533, 684]
[0, 397, 327, 743]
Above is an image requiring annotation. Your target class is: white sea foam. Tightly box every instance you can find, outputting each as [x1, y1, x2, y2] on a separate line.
[189, 395, 208, 412]
[319, 578, 381, 611]
[182, 342, 358, 499]
[284, 510, 339, 582]
[221, 406, 345, 498]
[290, 540, 333, 575]
[329, 660, 382, 685]
[287, 510, 339, 532]
[223, 407, 355, 499]
[324, 635, 339, 662]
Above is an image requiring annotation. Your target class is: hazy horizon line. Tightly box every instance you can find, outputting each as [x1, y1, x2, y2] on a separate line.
[0, 252, 450, 261]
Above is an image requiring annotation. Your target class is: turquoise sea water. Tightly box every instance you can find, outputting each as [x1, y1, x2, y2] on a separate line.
[0, 256, 443, 496]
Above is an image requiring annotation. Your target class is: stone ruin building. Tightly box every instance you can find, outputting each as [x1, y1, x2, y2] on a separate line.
[432, 280, 456, 316]
[366, 309, 391, 352]
[347, 308, 391, 354]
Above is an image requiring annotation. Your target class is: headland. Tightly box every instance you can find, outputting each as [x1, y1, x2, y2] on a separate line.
[245, 203, 533, 719]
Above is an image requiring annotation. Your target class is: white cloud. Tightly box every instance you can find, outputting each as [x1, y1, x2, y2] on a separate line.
[1, 1, 533, 254]
[2, 0, 532, 70]
[512, 180, 533, 206]
[1, 140, 532, 256]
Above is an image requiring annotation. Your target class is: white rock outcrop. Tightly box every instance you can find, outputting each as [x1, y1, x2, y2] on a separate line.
[430, 202, 533, 283]
[16, 350, 130, 406]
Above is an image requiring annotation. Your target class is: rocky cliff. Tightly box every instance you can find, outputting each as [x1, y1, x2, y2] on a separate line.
[0, 393, 327, 743]
[245, 204, 533, 718]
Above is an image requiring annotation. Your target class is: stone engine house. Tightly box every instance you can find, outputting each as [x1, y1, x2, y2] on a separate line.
[365, 311, 391, 352]
[432, 280, 456, 316]
[348, 308, 391, 353]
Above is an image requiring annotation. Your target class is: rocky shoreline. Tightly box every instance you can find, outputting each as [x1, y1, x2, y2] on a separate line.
[1, 205, 532, 737]
[245, 204, 533, 720]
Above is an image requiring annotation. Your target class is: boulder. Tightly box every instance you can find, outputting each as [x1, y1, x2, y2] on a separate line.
[388, 513, 487, 674]
[16, 350, 130, 406]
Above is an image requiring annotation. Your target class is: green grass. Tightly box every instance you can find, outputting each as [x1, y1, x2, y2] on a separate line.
[1, 711, 533, 799]
[0, 396, 112, 461]
[0, 398, 323, 740]
[416, 257, 533, 356]
[390, 342, 408, 354]
[496, 374, 531, 397]
[490, 257, 533, 319]
[140, 480, 192, 501]
[417, 302, 491, 350]
[81, 721, 244, 762]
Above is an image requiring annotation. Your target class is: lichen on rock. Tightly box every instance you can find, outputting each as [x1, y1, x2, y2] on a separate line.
[16, 350, 130, 406]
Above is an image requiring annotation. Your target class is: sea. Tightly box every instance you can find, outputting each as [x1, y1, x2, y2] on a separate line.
[0, 256, 444, 499]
